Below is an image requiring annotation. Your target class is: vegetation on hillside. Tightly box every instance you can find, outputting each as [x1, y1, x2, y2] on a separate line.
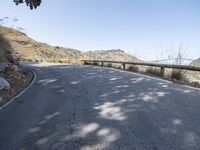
[82, 49, 139, 62]
[0, 25, 81, 63]
[190, 58, 200, 67]
[0, 25, 140, 63]
[0, 32, 13, 63]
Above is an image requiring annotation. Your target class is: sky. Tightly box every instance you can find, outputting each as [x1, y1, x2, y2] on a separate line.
[0, 0, 200, 61]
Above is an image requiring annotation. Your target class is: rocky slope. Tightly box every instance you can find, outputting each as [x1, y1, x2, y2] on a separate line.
[81, 49, 139, 62]
[0, 26, 81, 63]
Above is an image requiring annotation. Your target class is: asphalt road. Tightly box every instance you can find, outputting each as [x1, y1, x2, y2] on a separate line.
[0, 63, 200, 150]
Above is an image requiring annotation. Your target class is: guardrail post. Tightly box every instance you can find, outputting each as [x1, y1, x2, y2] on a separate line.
[101, 61, 104, 67]
[160, 67, 165, 77]
[122, 63, 126, 70]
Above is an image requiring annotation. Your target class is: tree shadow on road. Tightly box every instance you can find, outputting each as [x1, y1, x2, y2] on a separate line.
[15, 64, 200, 150]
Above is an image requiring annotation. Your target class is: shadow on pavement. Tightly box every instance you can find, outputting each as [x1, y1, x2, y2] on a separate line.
[1, 64, 200, 150]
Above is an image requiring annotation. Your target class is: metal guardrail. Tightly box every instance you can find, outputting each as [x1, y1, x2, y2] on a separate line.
[83, 60, 200, 77]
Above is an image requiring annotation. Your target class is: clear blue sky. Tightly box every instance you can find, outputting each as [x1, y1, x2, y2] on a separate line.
[0, 0, 200, 60]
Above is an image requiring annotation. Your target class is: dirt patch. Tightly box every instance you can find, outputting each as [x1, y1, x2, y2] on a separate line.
[0, 67, 33, 107]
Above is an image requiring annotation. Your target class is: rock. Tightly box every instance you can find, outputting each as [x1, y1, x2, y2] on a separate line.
[0, 63, 7, 71]
[0, 97, 3, 103]
[191, 81, 200, 87]
[0, 76, 10, 90]
[12, 65, 20, 72]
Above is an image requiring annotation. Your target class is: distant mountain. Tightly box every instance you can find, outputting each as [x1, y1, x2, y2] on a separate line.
[190, 58, 200, 67]
[81, 49, 140, 62]
[0, 25, 140, 63]
[187, 58, 200, 80]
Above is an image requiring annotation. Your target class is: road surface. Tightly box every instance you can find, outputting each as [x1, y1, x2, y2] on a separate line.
[0, 63, 200, 150]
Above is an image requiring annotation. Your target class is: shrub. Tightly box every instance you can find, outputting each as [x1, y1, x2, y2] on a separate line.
[171, 69, 184, 80]
[93, 62, 99, 66]
[128, 65, 139, 72]
[58, 60, 63, 63]
[107, 63, 113, 68]
[83, 61, 89, 65]
[35, 59, 40, 62]
[117, 66, 122, 69]
[146, 67, 161, 76]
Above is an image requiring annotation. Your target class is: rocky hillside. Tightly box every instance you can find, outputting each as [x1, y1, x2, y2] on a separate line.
[0, 25, 140, 63]
[81, 49, 139, 62]
[190, 58, 200, 67]
[188, 58, 200, 80]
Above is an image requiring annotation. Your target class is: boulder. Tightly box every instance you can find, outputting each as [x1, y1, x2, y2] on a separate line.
[0, 76, 10, 90]
[0, 63, 7, 71]
[0, 97, 3, 103]
[12, 65, 20, 72]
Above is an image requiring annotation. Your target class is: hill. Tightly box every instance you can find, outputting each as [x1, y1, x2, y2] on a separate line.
[81, 49, 139, 62]
[190, 58, 200, 67]
[0, 25, 140, 63]
[0, 26, 81, 63]
[187, 58, 200, 80]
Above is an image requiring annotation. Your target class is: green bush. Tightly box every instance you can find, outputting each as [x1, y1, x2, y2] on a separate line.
[171, 69, 183, 80]
[146, 67, 161, 76]
[128, 65, 139, 72]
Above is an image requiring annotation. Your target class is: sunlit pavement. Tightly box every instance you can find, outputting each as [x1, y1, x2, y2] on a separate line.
[0, 63, 200, 150]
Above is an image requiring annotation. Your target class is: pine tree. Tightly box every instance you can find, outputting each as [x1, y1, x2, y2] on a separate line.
[13, 0, 41, 9]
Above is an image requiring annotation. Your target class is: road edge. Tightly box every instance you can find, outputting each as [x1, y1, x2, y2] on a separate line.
[0, 67, 37, 111]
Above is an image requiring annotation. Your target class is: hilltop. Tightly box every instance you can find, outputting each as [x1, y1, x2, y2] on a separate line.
[190, 58, 200, 67]
[188, 58, 200, 80]
[82, 49, 139, 62]
[0, 25, 140, 63]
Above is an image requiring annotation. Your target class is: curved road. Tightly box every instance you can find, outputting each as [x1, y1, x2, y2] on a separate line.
[0, 63, 200, 150]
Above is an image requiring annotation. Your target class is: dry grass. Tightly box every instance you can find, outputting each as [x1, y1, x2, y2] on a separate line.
[0, 25, 81, 64]
[171, 69, 184, 81]
[1, 26, 141, 64]
[0, 32, 12, 63]
[145, 67, 161, 76]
